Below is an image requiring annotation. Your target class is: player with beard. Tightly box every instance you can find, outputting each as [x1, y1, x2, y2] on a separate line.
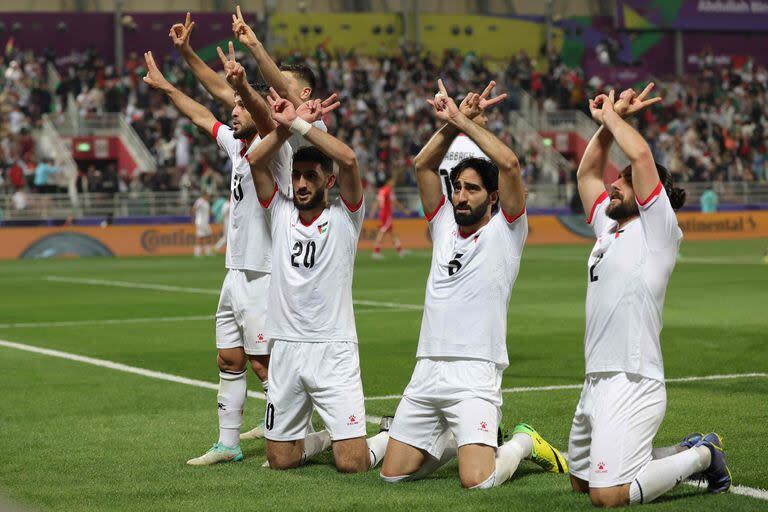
[570, 85, 730, 507]
[143, 45, 296, 465]
[244, 89, 390, 473]
[170, 11, 334, 442]
[380, 80, 567, 489]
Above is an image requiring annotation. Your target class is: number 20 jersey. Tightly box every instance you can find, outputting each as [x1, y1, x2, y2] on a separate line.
[417, 197, 528, 369]
[584, 185, 682, 383]
[262, 191, 365, 343]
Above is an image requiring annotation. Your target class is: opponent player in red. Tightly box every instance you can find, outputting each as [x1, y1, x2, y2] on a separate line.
[569, 85, 730, 507]
[369, 174, 412, 259]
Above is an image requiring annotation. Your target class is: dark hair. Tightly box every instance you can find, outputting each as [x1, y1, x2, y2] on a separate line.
[450, 157, 500, 213]
[623, 163, 686, 211]
[294, 146, 333, 175]
[279, 63, 316, 93]
[655, 163, 686, 210]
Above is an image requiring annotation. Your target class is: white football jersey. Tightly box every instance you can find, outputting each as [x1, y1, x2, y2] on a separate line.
[213, 122, 292, 273]
[193, 197, 210, 226]
[584, 184, 683, 383]
[438, 134, 487, 197]
[262, 191, 365, 343]
[417, 197, 528, 368]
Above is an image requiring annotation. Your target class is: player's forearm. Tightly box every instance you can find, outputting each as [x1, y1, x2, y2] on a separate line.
[167, 88, 216, 131]
[603, 110, 653, 164]
[234, 82, 274, 137]
[413, 123, 460, 173]
[247, 127, 288, 201]
[453, 114, 520, 173]
[577, 126, 613, 181]
[179, 46, 235, 109]
[245, 40, 302, 106]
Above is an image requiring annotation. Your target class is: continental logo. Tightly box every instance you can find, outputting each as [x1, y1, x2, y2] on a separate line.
[679, 216, 758, 233]
[140, 229, 198, 252]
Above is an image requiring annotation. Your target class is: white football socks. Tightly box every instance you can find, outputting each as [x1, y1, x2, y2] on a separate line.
[217, 370, 246, 447]
[629, 446, 711, 504]
[366, 432, 390, 469]
[410, 436, 458, 480]
[651, 445, 680, 459]
[490, 434, 531, 488]
[301, 430, 332, 464]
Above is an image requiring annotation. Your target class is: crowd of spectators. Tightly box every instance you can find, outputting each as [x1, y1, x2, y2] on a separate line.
[2, 38, 767, 213]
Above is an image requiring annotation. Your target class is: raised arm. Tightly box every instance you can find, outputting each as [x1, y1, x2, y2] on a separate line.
[232, 6, 304, 107]
[246, 126, 290, 204]
[216, 42, 273, 137]
[143, 51, 216, 135]
[601, 87, 663, 202]
[170, 12, 235, 110]
[579, 84, 662, 211]
[433, 81, 522, 216]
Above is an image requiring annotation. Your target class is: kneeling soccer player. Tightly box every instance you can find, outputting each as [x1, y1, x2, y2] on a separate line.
[570, 84, 730, 507]
[380, 80, 568, 489]
[246, 89, 389, 472]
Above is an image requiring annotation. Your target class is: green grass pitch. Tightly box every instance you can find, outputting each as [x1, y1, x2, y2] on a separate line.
[0, 239, 766, 511]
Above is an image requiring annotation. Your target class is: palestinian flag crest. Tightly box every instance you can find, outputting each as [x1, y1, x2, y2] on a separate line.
[318, 222, 328, 234]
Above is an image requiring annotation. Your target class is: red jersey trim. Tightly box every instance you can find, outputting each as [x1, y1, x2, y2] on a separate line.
[424, 195, 446, 222]
[458, 227, 479, 239]
[340, 194, 364, 213]
[211, 121, 223, 140]
[299, 211, 323, 226]
[637, 181, 663, 207]
[259, 184, 278, 209]
[502, 206, 526, 224]
[586, 191, 609, 225]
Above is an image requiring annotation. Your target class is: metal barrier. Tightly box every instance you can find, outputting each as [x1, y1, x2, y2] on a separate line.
[3, 183, 766, 221]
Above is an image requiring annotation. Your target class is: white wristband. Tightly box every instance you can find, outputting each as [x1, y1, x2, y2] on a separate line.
[289, 117, 312, 136]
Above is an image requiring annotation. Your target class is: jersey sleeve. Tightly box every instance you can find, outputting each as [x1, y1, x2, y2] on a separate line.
[261, 187, 290, 233]
[586, 191, 611, 237]
[211, 122, 240, 158]
[498, 207, 529, 255]
[637, 182, 683, 250]
[338, 193, 366, 236]
[425, 195, 454, 244]
[266, 141, 293, 197]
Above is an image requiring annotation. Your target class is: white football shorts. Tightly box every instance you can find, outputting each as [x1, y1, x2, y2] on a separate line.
[568, 371, 667, 488]
[215, 269, 272, 355]
[388, 357, 503, 458]
[196, 223, 212, 238]
[265, 340, 367, 442]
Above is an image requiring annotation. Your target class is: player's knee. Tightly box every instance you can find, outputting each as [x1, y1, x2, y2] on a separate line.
[247, 355, 269, 380]
[571, 476, 590, 494]
[217, 351, 246, 372]
[589, 488, 628, 508]
[334, 453, 368, 474]
[459, 469, 494, 489]
[266, 450, 301, 470]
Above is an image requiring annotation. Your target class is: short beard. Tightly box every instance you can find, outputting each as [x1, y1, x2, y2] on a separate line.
[606, 197, 639, 222]
[453, 198, 490, 227]
[293, 187, 325, 211]
[233, 125, 256, 140]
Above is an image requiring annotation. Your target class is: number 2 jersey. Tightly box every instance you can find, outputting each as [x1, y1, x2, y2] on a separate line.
[261, 191, 365, 343]
[417, 197, 528, 369]
[584, 184, 683, 383]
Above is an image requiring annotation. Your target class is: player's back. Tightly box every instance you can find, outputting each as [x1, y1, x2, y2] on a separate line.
[584, 187, 683, 381]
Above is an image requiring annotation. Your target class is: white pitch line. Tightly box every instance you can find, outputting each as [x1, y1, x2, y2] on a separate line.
[363, 373, 768, 401]
[684, 481, 768, 501]
[45, 276, 424, 311]
[0, 315, 214, 329]
[3, 337, 768, 489]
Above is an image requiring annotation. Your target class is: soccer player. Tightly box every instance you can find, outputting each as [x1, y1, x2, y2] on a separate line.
[570, 85, 731, 507]
[245, 90, 389, 473]
[380, 80, 567, 489]
[192, 191, 213, 256]
[143, 44, 291, 465]
[368, 174, 412, 259]
[170, 10, 331, 442]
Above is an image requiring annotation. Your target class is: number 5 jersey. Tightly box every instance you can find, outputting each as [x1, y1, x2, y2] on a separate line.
[418, 197, 528, 369]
